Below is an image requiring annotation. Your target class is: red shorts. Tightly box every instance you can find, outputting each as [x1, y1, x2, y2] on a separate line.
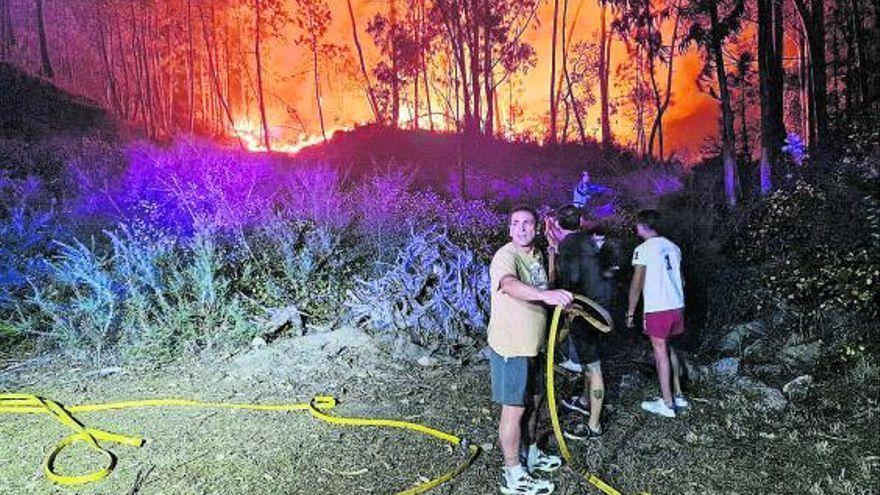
[644, 309, 684, 339]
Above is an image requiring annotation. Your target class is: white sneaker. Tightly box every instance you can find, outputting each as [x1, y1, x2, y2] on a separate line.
[500, 468, 555, 494]
[526, 449, 563, 473]
[561, 395, 589, 416]
[674, 394, 690, 409]
[557, 358, 583, 373]
[641, 398, 676, 418]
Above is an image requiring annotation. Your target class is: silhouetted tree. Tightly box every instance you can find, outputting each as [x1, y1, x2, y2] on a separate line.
[682, 0, 745, 206]
[292, 0, 333, 141]
[757, 0, 784, 193]
[35, 0, 53, 78]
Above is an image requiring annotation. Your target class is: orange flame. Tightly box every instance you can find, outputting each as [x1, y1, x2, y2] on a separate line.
[231, 121, 355, 154]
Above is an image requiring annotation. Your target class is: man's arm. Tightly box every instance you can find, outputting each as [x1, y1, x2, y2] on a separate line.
[500, 275, 573, 307]
[626, 265, 646, 328]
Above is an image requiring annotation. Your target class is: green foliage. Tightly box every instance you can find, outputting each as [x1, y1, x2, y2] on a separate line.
[735, 171, 879, 319]
[29, 238, 121, 356]
[233, 219, 360, 325]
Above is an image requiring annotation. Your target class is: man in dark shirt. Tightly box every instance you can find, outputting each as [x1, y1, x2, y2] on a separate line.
[553, 205, 607, 439]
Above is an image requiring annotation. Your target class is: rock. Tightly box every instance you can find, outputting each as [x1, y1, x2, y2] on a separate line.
[480, 443, 494, 452]
[476, 346, 493, 362]
[750, 364, 784, 380]
[712, 357, 740, 378]
[684, 431, 710, 445]
[619, 372, 642, 389]
[250, 336, 267, 349]
[778, 340, 822, 371]
[391, 336, 431, 363]
[782, 375, 813, 401]
[719, 321, 766, 353]
[84, 366, 124, 377]
[735, 377, 787, 412]
[683, 357, 709, 382]
[743, 339, 772, 362]
[417, 355, 439, 367]
[264, 305, 304, 337]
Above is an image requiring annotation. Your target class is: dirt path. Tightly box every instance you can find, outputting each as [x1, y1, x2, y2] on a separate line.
[1, 327, 877, 495]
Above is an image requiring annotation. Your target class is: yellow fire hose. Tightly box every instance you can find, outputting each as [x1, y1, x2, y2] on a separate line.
[0, 393, 479, 493]
[545, 294, 650, 495]
[0, 293, 646, 494]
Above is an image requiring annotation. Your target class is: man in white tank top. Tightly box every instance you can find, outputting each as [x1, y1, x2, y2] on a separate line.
[626, 210, 690, 418]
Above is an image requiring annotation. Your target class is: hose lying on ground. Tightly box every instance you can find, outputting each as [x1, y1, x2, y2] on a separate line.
[0, 393, 479, 494]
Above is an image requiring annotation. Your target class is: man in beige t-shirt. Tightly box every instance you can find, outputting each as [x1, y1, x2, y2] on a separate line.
[488, 206, 572, 495]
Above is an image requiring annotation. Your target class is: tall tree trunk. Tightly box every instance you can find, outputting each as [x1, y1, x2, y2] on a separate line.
[113, 10, 132, 120]
[710, 2, 738, 207]
[347, 0, 380, 123]
[647, 8, 681, 162]
[254, 0, 271, 150]
[140, 5, 156, 138]
[187, 0, 195, 133]
[443, 0, 471, 132]
[739, 90, 750, 161]
[758, 0, 785, 194]
[464, 0, 481, 134]
[96, 14, 121, 115]
[164, 1, 175, 130]
[128, 4, 148, 132]
[549, 0, 560, 145]
[390, 0, 400, 128]
[561, 0, 587, 146]
[423, 53, 434, 131]
[35, 0, 53, 78]
[599, 0, 613, 147]
[793, 0, 828, 148]
[646, 9, 662, 160]
[313, 40, 326, 140]
[482, 0, 493, 136]
[419, 0, 434, 131]
[199, 4, 241, 148]
[1, 0, 15, 59]
[798, 27, 811, 145]
[847, 0, 871, 106]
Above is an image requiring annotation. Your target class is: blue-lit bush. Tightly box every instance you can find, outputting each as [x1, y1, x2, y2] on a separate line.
[346, 229, 490, 352]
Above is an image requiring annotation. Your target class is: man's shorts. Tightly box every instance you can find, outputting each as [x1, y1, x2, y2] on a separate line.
[644, 308, 685, 339]
[489, 348, 542, 406]
[569, 317, 601, 369]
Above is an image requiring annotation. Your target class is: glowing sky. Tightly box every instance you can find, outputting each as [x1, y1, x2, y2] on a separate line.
[250, 0, 718, 160]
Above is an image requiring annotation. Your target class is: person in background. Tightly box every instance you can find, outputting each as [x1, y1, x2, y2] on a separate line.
[626, 209, 689, 418]
[488, 205, 573, 495]
[572, 171, 609, 209]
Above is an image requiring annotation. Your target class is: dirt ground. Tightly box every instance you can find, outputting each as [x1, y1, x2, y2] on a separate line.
[1, 326, 878, 495]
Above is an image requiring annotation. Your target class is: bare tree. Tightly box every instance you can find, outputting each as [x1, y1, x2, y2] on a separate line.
[293, 0, 332, 141]
[791, 0, 828, 148]
[549, 0, 560, 144]
[599, 0, 614, 147]
[35, 0, 53, 77]
[758, 0, 784, 193]
[254, 0, 271, 150]
[682, 0, 745, 206]
[346, 0, 380, 122]
[0, 0, 15, 60]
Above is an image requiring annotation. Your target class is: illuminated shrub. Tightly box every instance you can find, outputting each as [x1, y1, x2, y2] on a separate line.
[735, 171, 879, 320]
[27, 225, 253, 361]
[346, 229, 490, 351]
[0, 173, 64, 325]
[231, 218, 359, 325]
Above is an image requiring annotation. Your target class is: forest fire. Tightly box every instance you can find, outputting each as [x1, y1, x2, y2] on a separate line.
[0, 0, 873, 189]
[231, 120, 352, 153]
